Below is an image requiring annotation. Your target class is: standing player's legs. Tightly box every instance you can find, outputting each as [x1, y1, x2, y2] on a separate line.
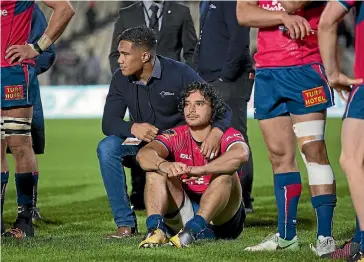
[2, 106, 37, 238]
[245, 116, 302, 251]
[280, 64, 336, 255]
[1, 65, 38, 238]
[340, 86, 364, 259]
[340, 118, 364, 259]
[291, 111, 336, 256]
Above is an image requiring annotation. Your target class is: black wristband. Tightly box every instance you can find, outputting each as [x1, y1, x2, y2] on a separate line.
[33, 43, 44, 54]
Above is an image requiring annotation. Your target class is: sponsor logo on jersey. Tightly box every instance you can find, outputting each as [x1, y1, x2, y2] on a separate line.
[302, 86, 327, 107]
[0, 9, 8, 17]
[180, 153, 192, 160]
[226, 133, 243, 142]
[4, 85, 24, 100]
[260, 0, 285, 11]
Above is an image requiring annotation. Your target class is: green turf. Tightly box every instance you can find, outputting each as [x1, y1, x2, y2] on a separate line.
[1, 119, 356, 261]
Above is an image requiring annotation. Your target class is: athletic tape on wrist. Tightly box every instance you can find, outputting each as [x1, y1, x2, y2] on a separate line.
[37, 34, 52, 52]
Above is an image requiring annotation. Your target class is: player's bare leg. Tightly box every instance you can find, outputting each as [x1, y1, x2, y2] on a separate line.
[2, 107, 37, 238]
[1, 126, 9, 234]
[245, 116, 301, 251]
[340, 118, 364, 259]
[140, 172, 185, 248]
[291, 111, 336, 256]
[198, 173, 241, 225]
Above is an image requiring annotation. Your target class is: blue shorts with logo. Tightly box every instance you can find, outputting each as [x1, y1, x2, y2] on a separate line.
[2, 64, 45, 154]
[254, 63, 335, 120]
[1, 64, 37, 108]
[343, 85, 364, 120]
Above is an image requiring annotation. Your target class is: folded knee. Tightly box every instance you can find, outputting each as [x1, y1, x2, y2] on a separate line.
[97, 136, 121, 157]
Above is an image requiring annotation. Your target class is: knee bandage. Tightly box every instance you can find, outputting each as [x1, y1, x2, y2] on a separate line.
[293, 120, 335, 185]
[1, 118, 4, 140]
[2, 117, 32, 137]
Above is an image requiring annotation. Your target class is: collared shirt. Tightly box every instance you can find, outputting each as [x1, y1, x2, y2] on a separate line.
[130, 56, 161, 85]
[142, 1, 163, 30]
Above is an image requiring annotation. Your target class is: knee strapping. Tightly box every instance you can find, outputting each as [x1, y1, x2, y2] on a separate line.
[293, 120, 335, 185]
[0, 118, 4, 140]
[2, 117, 32, 137]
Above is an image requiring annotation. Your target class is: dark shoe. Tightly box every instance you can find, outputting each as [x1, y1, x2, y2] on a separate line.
[104, 226, 137, 239]
[3, 206, 34, 239]
[32, 207, 43, 222]
[321, 238, 360, 259]
[348, 252, 364, 262]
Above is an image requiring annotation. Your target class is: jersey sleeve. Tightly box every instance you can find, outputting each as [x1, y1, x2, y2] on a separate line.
[221, 128, 246, 153]
[337, 0, 356, 10]
[154, 129, 177, 155]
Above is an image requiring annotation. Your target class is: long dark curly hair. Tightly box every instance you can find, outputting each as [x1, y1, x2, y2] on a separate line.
[178, 81, 227, 123]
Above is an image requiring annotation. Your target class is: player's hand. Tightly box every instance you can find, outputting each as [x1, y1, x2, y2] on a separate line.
[159, 162, 191, 178]
[131, 123, 159, 142]
[328, 73, 363, 102]
[281, 13, 311, 40]
[201, 128, 223, 160]
[5, 44, 39, 64]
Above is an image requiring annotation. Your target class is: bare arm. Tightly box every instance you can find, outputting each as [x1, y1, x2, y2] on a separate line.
[318, 2, 347, 81]
[188, 143, 249, 178]
[203, 143, 249, 175]
[136, 141, 169, 172]
[236, 0, 285, 28]
[237, 0, 311, 39]
[5, 1, 74, 64]
[279, 1, 310, 14]
[318, 2, 363, 100]
[41, 1, 74, 44]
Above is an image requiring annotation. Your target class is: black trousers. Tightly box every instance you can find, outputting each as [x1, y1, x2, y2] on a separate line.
[210, 70, 255, 207]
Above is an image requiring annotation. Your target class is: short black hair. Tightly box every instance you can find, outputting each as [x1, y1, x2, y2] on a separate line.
[118, 26, 157, 51]
[178, 81, 227, 123]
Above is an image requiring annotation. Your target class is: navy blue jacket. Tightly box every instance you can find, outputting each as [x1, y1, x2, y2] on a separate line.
[102, 56, 232, 139]
[197, 1, 252, 82]
[28, 3, 56, 75]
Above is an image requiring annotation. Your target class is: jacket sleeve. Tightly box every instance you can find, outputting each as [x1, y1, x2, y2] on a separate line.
[220, 1, 251, 82]
[109, 9, 125, 74]
[28, 3, 56, 75]
[102, 72, 133, 138]
[212, 104, 232, 132]
[181, 7, 198, 68]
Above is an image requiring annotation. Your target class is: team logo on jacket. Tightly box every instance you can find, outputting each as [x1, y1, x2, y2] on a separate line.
[302, 86, 327, 107]
[160, 91, 175, 98]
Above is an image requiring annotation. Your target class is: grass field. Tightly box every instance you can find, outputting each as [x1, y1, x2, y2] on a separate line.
[1, 119, 356, 262]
